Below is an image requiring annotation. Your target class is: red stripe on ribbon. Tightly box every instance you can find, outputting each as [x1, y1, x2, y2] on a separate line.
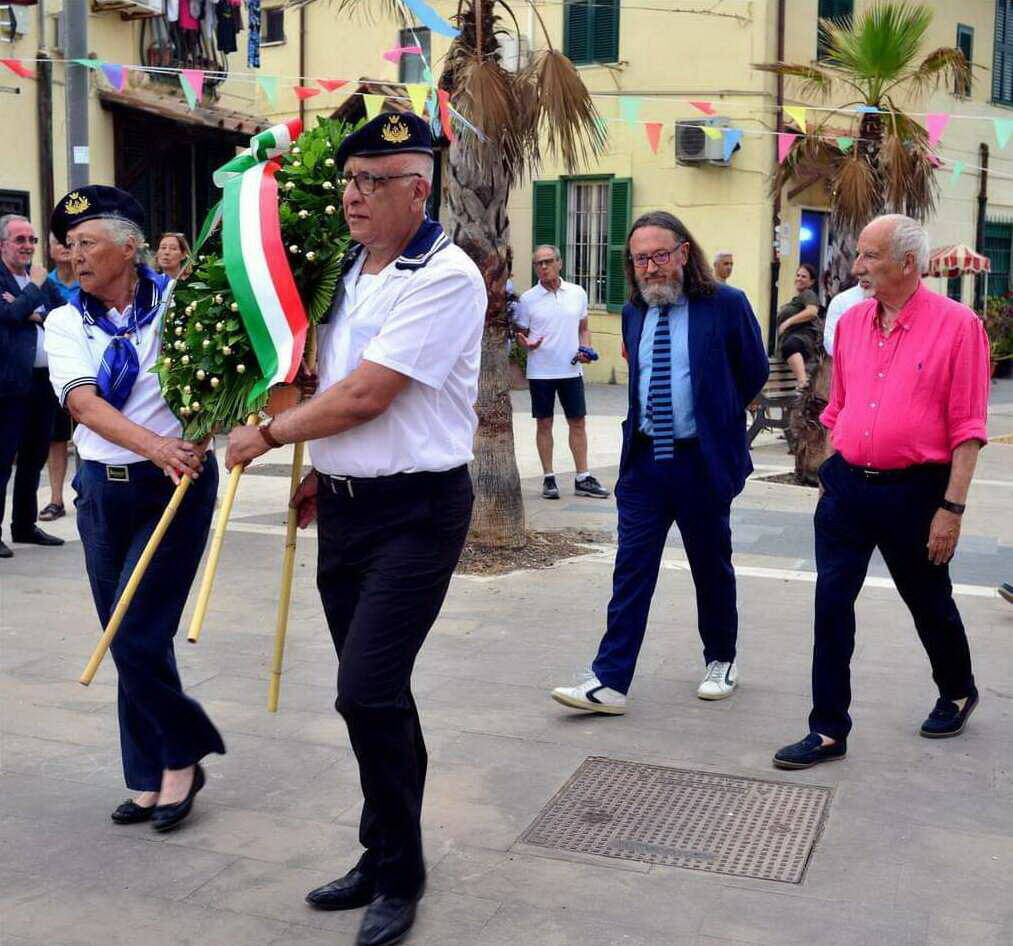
[258, 161, 307, 382]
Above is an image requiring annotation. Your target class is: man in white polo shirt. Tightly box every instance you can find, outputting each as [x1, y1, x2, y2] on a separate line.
[516, 244, 609, 500]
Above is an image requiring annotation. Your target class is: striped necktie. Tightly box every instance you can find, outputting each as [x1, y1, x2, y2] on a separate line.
[646, 304, 674, 460]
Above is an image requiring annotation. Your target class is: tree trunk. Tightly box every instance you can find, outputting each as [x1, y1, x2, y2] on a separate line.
[442, 139, 526, 548]
[790, 358, 831, 484]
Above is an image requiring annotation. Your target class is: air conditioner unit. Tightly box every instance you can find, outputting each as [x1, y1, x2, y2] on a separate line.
[498, 33, 531, 73]
[676, 117, 734, 167]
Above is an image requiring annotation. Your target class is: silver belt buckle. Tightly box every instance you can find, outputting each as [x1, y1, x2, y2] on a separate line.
[106, 465, 129, 483]
[329, 474, 354, 497]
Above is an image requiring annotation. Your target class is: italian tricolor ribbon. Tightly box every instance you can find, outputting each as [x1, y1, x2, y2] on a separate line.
[196, 118, 307, 403]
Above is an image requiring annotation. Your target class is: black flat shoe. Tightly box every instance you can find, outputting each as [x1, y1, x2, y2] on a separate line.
[0, 540, 12, 559]
[39, 502, 66, 522]
[151, 763, 205, 832]
[306, 866, 375, 911]
[356, 894, 419, 946]
[773, 732, 847, 769]
[920, 691, 979, 738]
[111, 799, 156, 824]
[11, 526, 64, 547]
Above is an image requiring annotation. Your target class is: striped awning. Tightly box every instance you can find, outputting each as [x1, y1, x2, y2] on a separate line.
[926, 244, 991, 277]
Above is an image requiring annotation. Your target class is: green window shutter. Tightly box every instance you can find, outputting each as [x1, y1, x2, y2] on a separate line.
[592, 0, 620, 64]
[532, 179, 564, 268]
[605, 177, 632, 312]
[564, 1, 591, 65]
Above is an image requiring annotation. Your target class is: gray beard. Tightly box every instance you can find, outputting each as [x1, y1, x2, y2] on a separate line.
[638, 277, 682, 308]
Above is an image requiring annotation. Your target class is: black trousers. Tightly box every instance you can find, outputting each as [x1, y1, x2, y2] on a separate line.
[809, 453, 976, 741]
[0, 368, 56, 540]
[316, 464, 473, 897]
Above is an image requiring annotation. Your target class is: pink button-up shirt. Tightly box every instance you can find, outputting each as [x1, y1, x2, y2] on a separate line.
[821, 283, 990, 470]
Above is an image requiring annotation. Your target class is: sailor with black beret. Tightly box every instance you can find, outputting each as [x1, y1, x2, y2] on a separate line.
[45, 186, 225, 832]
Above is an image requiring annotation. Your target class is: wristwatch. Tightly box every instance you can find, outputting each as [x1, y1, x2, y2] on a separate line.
[939, 499, 965, 516]
[259, 419, 282, 449]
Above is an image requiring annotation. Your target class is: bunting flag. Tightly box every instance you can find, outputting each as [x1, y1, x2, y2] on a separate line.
[401, 0, 460, 38]
[855, 104, 879, 114]
[702, 126, 723, 140]
[722, 128, 743, 161]
[948, 160, 964, 188]
[783, 105, 807, 130]
[925, 113, 951, 148]
[363, 93, 385, 120]
[777, 132, 798, 164]
[426, 88, 440, 136]
[1, 59, 35, 79]
[383, 45, 423, 63]
[74, 58, 103, 70]
[293, 85, 320, 100]
[406, 83, 429, 116]
[927, 153, 942, 168]
[422, 65, 433, 83]
[644, 122, 662, 153]
[619, 97, 641, 125]
[179, 69, 204, 108]
[317, 78, 348, 92]
[995, 118, 1013, 150]
[101, 63, 127, 92]
[437, 88, 455, 141]
[258, 75, 279, 105]
[836, 136, 854, 152]
[689, 101, 715, 115]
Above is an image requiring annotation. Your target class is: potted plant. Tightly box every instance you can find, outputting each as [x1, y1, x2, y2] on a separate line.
[980, 295, 1013, 378]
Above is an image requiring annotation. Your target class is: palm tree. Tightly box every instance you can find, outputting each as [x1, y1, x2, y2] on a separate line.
[336, 0, 605, 547]
[757, 0, 970, 482]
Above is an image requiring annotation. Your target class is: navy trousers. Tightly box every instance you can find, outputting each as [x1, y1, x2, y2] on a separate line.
[809, 453, 977, 741]
[75, 456, 225, 790]
[316, 465, 473, 898]
[592, 437, 738, 694]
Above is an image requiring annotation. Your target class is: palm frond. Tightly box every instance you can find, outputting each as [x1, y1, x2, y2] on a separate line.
[330, 0, 409, 24]
[900, 46, 973, 99]
[753, 62, 837, 101]
[832, 153, 878, 235]
[308, 253, 343, 324]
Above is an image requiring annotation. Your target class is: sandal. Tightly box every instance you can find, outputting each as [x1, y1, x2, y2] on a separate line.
[38, 503, 65, 521]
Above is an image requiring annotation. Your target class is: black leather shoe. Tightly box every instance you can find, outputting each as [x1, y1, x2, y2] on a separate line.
[151, 763, 204, 832]
[0, 539, 12, 558]
[111, 799, 156, 824]
[920, 690, 979, 738]
[11, 526, 64, 547]
[305, 867, 375, 911]
[356, 894, 419, 946]
[773, 732, 847, 769]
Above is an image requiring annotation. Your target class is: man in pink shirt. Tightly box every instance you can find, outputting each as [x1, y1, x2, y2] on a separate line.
[774, 214, 991, 769]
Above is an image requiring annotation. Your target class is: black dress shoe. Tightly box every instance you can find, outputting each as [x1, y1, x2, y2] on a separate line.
[111, 799, 156, 824]
[773, 732, 847, 769]
[305, 867, 376, 911]
[0, 539, 12, 558]
[151, 763, 204, 832]
[920, 690, 979, 738]
[11, 526, 64, 547]
[356, 894, 419, 946]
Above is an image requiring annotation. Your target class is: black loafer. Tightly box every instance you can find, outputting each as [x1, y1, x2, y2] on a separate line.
[356, 894, 419, 946]
[11, 526, 64, 547]
[773, 732, 847, 769]
[0, 539, 12, 559]
[306, 867, 375, 911]
[920, 691, 979, 738]
[111, 799, 156, 824]
[151, 763, 205, 832]
[39, 502, 66, 521]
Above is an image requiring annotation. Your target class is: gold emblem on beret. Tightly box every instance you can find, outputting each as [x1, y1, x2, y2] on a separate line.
[64, 192, 91, 215]
[381, 115, 411, 145]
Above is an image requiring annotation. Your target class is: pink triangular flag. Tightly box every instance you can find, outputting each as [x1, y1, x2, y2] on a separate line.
[382, 45, 423, 63]
[689, 101, 715, 116]
[317, 78, 348, 92]
[777, 132, 798, 164]
[925, 113, 951, 148]
[100, 63, 127, 92]
[293, 85, 321, 100]
[437, 88, 455, 142]
[180, 68, 204, 104]
[1, 59, 35, 79]
[644, 122, 662, 153]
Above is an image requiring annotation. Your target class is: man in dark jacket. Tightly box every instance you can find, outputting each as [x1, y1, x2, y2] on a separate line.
[551, 211, 768, 713]
[0, 214, 66, 558]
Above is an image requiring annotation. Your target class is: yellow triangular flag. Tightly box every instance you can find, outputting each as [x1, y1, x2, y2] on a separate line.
[363, 94, 385, 120]
[784, 105, 807, 130]
[701, 126, 723, 140]
[407, 83, 428, 116]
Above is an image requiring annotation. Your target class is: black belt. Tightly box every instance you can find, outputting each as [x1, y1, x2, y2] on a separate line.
[634, 430, 699, 450]
[82, 458, 162, 483]
[841, 460, 950, 484]
[318, 464, 467, 499]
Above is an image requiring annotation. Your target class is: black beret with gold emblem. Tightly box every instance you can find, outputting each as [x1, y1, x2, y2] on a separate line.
[51, 185, 146, 244]
[335, 111, 433, 168]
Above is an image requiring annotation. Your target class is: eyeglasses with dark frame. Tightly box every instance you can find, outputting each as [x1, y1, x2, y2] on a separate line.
[338, 171, 424, 195]
[4, 235, 39, 246]
[630, 242, 686, 269]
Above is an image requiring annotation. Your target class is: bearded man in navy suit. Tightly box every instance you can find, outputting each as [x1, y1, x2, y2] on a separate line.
[552, 211, 768, 712]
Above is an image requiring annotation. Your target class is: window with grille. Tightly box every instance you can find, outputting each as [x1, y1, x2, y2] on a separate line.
[817, 0, 853, 61]
[984, 220, 1012, 296]
[564, 180, 610, 307]
[398, 27, 430, 84]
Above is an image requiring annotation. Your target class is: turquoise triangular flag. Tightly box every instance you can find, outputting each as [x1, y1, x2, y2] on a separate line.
[995, 118, 1013, 150]
[836, 136, 854, 152]
[948, 160, 965, 188]
[257, 75, 279, 106]
[619, 97, 641, 125]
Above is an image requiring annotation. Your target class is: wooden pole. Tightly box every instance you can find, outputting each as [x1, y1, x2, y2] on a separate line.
[187, 413, 259, 643]
[79, 476, 193, 685]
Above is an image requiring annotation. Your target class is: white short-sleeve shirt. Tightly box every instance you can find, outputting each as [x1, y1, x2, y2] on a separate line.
[308, 236, 486, 478]
[44, 302, 181, 464]
[823, 284, 869, 357]
[515, 279, 587, 380]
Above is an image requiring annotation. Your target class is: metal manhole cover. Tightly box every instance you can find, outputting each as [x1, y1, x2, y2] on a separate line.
[520, 757, 831, 883]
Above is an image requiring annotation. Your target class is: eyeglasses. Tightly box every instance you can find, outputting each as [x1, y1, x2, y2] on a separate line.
[533, 259, 558, 267]
[337, 171, 423, 195]
[65, 237, 102, 254]
[5, 235, 39, 245]
[631, 244, 685, 269]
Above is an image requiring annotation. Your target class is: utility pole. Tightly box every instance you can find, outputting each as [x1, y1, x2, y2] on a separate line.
[64, 0, 90, 190]
[37, 0, 55, 254]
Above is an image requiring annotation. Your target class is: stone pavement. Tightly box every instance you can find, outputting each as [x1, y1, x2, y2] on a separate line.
[2, 381, 1012, 946]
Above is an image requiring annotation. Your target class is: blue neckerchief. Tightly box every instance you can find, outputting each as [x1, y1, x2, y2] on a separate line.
[70, 265, 169, 411]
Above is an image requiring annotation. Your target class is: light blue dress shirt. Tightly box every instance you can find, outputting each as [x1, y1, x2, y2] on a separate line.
[638, 299, 696, 438]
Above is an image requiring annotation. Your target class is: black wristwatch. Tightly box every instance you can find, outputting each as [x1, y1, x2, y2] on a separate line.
[939, 499, 965, 516]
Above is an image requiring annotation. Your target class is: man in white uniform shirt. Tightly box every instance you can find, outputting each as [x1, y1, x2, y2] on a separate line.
[823, 277, 872, 357]
[516, 244, 609, 499]
[227, 112, 485, 946]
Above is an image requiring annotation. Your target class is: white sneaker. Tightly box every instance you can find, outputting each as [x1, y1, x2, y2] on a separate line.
[551, 672, 627, 715]
[697, 660, 738, 700]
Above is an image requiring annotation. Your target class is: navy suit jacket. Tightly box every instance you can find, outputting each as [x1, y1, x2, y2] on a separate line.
[0, 260, 65, 397]
[619, 284, 769, 503]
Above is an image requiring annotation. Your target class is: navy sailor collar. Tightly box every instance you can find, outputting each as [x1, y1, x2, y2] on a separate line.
[338, 217, 451, 277]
